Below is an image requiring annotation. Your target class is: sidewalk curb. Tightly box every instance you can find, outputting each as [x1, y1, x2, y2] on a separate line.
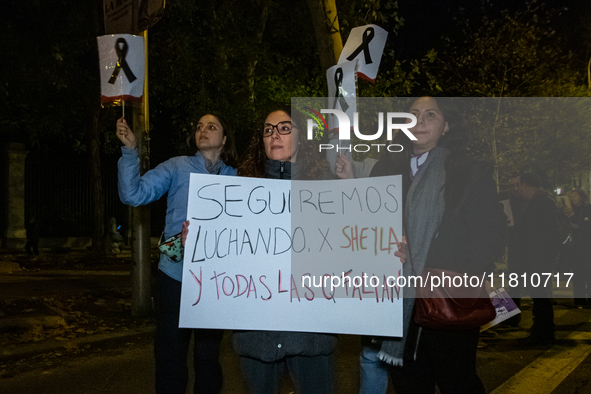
[0, 325, 154, 361]
[0, 270, 130, 276]
[0, 262, 20, 273]
[0, 314, 67, 331]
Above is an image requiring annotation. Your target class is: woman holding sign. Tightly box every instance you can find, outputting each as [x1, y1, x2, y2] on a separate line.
[116, 114, 237, 394]
[233, 107, 336, 393]
[369, 97, 506, 394]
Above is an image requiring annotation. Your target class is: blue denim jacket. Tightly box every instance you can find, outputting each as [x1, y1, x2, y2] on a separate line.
[117, 147, 236, 281]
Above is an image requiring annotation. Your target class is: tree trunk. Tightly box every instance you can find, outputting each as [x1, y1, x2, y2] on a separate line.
[88, 0, 105, 255]
[88, 104, 105, 255]
[131, 31, 152, 317]
[245, 4, 269, 111]
[305, 0, 343, 93]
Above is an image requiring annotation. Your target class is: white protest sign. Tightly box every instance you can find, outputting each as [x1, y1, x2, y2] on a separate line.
[481, 288, 521, 332]
[556, 195, 571, 210]
[179, 174, 404, 337]
[338, 25, 388, 82]
[97, 34, 145, 105]
[500, 199, 514, 227]
[326, 60, 357, 132]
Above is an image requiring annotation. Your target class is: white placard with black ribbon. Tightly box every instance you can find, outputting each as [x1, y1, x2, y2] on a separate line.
[338, 24, 388, 82]
[326, 60, 357, 133]
[97, 34, 145, 105]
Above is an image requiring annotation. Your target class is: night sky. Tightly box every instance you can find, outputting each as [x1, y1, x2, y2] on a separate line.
[392, 0, 591, 58]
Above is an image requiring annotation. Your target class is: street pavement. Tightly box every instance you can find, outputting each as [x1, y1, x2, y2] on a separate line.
[0, 268, 131, 300]
[1, 262, 591, 393]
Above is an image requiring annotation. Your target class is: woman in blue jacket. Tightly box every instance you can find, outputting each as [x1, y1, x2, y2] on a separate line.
[116, 114, 237, 394]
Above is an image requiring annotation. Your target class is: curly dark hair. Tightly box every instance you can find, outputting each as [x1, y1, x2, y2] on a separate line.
[186, 112, 237, 167]
[239, 106, 328, 180]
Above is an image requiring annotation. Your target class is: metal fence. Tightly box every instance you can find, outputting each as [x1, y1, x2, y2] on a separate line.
[25, 152, 165, 238]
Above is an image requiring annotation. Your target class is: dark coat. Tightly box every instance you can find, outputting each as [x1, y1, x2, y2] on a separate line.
[232, 159, 338, 363]
[569, 204, 591, 265]
[371, 152, 506, 275]
[509, 189, 560, 272]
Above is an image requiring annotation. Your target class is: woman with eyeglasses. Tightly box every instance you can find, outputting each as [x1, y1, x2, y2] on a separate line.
[117, 114, 237, 394]
[232, 107, 336, 393]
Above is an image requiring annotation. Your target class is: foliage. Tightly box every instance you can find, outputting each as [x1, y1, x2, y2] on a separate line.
[430, 0, 591, 189]
[435, 0, 577, 97]
[0, 0, 101, 154]
[147, 0, 322, 159]
[458, 97, 591, 182]
[7, 0, 589, 234]
[1, 0, 429, 158]
[336, 0, 428, 98]
[146, 0, 428, 161]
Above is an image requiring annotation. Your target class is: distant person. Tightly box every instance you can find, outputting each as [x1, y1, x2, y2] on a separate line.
[563, 189, 591, 308]
[25, 215, 40, 256]
[501, 175, 528, 329]
[508, 172, 560, 344]
[508, 175, 526, 226]
[116, 114, 237, 394]
[105, 217, 123, 254]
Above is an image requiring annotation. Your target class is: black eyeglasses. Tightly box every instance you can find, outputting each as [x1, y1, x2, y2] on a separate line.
[262, 121, 296, 137]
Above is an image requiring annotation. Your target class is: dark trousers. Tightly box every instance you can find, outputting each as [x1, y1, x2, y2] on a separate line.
[531, 297, 555, 336]
[239, 354, 335, 394]
[154, 270, 224, 394]
[389, 327, 485, 394]
[522, 285, 555, 337]
[572, 255, 590, 304]
[573, 274, 589, 304]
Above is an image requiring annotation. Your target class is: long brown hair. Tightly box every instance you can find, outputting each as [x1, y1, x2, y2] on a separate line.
[239, 106, 327, 180]
[186, 112, 237, 167]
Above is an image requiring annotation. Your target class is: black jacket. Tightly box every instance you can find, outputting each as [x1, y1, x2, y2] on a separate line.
[570, 204, 591, 264]
[509, 189, 560, 271]
[371, 152, 506, 275]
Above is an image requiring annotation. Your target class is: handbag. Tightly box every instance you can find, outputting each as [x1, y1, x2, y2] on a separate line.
[158, 232, 184, 263]
[413, 268, 496, 330]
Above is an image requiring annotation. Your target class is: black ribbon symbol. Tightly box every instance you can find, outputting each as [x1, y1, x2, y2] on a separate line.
[346, 27, 375, 65]
[333, 68, 349, 112]
[108, 38, 137, 85]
